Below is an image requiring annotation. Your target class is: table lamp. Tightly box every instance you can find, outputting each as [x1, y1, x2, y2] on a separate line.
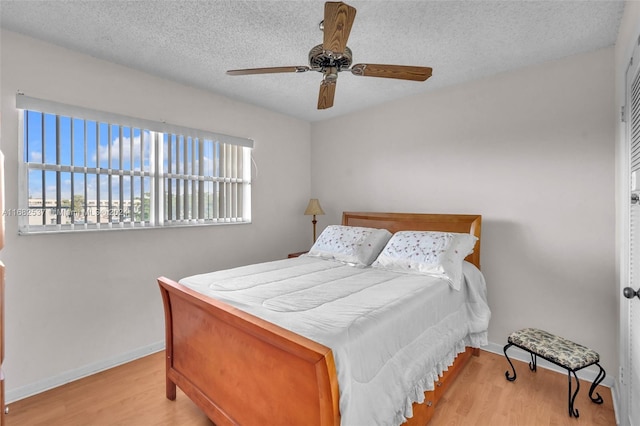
[304, 198, 325, 242]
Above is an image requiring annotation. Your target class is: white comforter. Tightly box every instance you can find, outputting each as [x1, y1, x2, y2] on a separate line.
[179, 256, 491, 426]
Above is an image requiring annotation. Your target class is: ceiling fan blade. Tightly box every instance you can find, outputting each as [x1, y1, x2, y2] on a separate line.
[318, 80, 337, 110]
[227, 66, 310, 76]
[350, 64, 433, 81]
[323, 2, 356, 57]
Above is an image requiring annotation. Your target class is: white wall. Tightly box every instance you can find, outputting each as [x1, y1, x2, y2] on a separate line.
[311, 48, 617, 375]
[0, 30, 312, 401]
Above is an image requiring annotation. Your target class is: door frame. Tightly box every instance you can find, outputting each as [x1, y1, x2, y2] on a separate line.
[619, 28, 640, 426]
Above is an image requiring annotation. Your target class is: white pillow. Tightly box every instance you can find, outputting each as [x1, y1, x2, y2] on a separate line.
[372, 230, 478, 290]
[306, 225, 392, 267]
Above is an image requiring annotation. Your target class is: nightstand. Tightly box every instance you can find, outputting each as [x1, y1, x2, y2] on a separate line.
[288, 251, 308, 258]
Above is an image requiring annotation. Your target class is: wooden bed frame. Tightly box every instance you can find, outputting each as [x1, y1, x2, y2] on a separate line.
[157, 212, 482, 425]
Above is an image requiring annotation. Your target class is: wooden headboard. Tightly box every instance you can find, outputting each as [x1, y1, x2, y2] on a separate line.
[342, 212, 482, 269]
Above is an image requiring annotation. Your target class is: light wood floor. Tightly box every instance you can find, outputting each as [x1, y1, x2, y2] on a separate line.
[6, 350, 616, 425]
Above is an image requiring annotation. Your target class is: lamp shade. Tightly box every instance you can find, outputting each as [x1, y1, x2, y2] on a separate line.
[304, 199, 325, 216]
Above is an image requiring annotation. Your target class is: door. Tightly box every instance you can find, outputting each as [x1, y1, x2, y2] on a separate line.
[623, 36, 640, 426]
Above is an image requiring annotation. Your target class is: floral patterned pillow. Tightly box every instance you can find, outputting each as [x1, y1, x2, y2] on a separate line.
[372, 231, 478, 290]
[306, 225, 392, 267]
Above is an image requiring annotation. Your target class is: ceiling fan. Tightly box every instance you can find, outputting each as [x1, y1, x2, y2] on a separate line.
[226, 1, 433, 110]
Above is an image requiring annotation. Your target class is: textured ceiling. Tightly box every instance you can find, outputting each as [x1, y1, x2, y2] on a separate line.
[0, 0, 625, 122]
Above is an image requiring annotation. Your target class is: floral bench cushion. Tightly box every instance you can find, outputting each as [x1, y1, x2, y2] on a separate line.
[508, 328, 599, 371]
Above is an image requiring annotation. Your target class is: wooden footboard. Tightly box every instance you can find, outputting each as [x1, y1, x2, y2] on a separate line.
[158, 276, 341, 425]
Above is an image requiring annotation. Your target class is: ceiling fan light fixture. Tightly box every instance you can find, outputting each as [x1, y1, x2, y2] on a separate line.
[309, 44, 352, 71]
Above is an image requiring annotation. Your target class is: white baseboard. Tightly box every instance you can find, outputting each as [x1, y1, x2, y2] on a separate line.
[610, 378, 621, 425]
[483, 341, 615, 388]
[5, 341, 165, 404]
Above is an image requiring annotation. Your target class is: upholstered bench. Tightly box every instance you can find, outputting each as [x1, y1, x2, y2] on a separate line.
[503, 328, 606, 418]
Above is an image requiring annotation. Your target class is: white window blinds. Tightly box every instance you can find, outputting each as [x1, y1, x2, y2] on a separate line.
[17, 95, 253, 234]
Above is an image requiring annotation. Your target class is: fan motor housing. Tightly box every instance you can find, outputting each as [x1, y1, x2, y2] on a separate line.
[308, 44, 352, 71]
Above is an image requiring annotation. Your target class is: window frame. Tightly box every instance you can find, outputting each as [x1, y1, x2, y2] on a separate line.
[16, 95, 253, 235]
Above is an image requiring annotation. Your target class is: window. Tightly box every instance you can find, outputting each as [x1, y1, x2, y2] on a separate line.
[17, 95, 253, 234]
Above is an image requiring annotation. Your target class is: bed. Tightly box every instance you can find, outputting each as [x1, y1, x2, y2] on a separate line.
[157, 212, 490, 425]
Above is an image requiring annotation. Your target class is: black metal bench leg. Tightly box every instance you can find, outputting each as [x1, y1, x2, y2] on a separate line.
[529, 352, 537, 372]
[503, 343, 517, 381]
[568, 369, 580, 418]
[588, 363, 606, 404]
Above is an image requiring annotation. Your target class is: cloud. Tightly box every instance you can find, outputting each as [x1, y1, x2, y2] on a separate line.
[29, 151, 42, 162]
[92, 130, 151, 170]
